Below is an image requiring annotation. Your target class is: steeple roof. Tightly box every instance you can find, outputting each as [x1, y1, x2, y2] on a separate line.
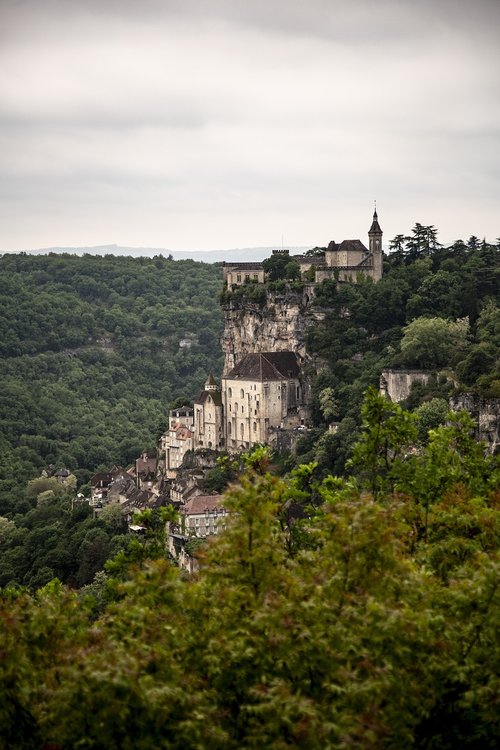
[369, 209, 382, 234]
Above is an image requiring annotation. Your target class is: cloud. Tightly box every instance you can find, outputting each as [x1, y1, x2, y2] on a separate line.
[0, 0, 499, 250]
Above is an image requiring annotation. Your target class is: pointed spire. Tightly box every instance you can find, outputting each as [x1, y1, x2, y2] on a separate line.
[369, 203, 382, 234]
[205, 373, 219, 391]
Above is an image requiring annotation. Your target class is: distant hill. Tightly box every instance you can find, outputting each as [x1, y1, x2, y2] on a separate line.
[2, 244, 310, 263]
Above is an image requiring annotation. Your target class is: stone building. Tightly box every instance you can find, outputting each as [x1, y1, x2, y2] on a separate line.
[222, 351, 307, 451]
[193, 374, 225, 450]
[160, 405, 194, 477]
[315, 209, 383, 283]
[222, 207, 383, 289]
[222, 262, 265, 287]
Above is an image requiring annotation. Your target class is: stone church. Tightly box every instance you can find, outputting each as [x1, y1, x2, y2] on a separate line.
[222, 351, 307, 451]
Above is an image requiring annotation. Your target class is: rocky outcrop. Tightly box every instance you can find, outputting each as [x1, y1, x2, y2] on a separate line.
[221, 286, 324, 375]
[449, 392, 499, 454]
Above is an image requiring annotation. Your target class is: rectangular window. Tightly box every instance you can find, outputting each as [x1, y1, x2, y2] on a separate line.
[237, 274, 241, 282]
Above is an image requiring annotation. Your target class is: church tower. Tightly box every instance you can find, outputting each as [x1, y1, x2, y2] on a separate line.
[368, 206, 383, 281]
[193, 374, 224, 450]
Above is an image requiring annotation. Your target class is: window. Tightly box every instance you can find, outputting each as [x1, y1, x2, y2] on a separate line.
[240, 389, 244, 399]
[237, 274, 241, 282]
[240, 423, 244, 438]
[241, 405, 244, 413]
[245, 274, 250, 281]
[228, 387, 232, 398]
[253, 273, 258, 280]
[253, 422, 257, 432]
[228, 422, 232, 435]
[234, 402, 238, 413]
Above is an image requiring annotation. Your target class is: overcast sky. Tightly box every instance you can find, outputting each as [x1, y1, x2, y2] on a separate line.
[1, 0, 499, 252]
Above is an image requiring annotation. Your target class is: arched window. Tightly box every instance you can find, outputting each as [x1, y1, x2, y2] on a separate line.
[240, 423, 244, 438]
[228, 387, 232, 398]
[240, 389, 244, 399]
[234, 402, 238, 413]
[253, 422, 257, 432]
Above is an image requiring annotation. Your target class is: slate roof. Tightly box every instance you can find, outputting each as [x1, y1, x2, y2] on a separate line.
[226, 352, 300, 381]
[222, 262, 264, 270]
[196, 389, 223, 406]
[326, 239, 369, 254]
[182, 494, 224, 515]
[91, 466, 128, 487]
[369, 210, 382, 233]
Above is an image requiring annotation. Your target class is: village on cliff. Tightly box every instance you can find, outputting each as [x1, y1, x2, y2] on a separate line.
[84, 209, 498, 571]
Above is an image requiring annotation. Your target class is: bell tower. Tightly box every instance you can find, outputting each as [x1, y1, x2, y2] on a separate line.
[368, 204, 383, 281]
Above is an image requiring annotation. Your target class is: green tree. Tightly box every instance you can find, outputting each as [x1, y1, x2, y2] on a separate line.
[400, 316, 469, 369]
[414, 397, 449, 442]
[350, 387, 418, 499]
[263, 254, 301, 281]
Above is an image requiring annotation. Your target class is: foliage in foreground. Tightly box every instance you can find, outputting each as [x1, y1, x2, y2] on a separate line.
[0, 392, 498, 749]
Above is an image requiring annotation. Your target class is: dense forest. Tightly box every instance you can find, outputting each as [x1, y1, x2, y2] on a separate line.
[0, 254, 224, 588]
[0, 253, 224, 503]
[0, 393, 498, 748]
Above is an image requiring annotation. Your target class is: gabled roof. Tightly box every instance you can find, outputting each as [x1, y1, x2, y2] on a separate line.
[195, 390, 223, 406]
[226, 351, 300, 381]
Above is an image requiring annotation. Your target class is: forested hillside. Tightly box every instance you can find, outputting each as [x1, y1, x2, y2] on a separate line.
[0, 254, 224, 515]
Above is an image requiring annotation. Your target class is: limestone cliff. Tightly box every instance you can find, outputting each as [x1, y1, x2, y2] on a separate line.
[221, 285, 324, 375]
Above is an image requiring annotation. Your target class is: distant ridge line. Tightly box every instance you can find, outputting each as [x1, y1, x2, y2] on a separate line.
[1, 244, 310, 263]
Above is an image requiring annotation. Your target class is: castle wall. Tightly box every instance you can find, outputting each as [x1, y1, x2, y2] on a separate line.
[315, 267, 374, 284]
[380, 369, 430, 403]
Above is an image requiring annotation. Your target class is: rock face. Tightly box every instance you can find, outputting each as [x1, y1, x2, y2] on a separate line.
[449, 393, 500, 454]
[221, 287, 323, 375]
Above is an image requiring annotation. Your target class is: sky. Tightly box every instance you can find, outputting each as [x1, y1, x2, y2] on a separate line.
[1, 0, 499, 253]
